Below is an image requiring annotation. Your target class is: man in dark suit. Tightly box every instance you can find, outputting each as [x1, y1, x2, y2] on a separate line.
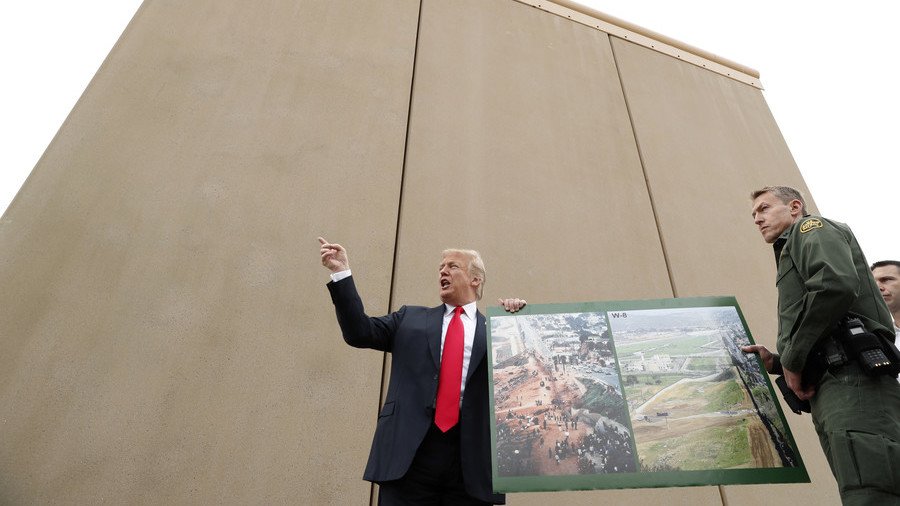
[319, 238, 524, 505]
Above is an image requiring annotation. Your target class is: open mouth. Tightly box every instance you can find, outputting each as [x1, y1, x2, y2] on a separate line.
[441, 279, 451, 289]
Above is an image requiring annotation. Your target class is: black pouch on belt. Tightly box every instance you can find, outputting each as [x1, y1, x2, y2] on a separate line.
[841, 317, 900, 376]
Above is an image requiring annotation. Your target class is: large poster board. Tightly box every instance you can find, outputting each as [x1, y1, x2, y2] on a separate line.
[486, 297, 808, 493]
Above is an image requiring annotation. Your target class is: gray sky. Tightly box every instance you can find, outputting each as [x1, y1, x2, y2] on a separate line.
[2, 1, 897, 261]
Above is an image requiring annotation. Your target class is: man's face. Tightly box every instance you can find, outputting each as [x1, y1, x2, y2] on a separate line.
[751, 192, 803, 243]
[872, 265, 900, 315]
[439, 252, 479, 306]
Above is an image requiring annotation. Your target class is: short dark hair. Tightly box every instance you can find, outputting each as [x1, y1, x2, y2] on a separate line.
[871, 260, 900, 271]
[750, 186, 807, 215]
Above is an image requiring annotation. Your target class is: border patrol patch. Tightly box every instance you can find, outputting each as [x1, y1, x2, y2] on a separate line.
[800, 218, 823, 234]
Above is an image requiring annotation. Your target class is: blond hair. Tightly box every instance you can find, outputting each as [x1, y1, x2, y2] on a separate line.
[442, 249, 485, 300]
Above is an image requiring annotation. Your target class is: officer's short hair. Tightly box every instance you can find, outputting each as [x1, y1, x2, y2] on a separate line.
[750, 186, 807, 215]
[871, 260, 900, 271]
[442, 248, 485, 300]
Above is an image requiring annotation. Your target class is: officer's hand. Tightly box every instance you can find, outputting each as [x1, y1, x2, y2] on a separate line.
[318, 237, 350, 273]
[784, 366, 816, 401]
[742, 344, 775, 373]
[499, 298, 527, 313]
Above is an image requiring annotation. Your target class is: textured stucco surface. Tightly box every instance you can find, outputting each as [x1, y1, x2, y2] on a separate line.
[0, 1, 829, 504]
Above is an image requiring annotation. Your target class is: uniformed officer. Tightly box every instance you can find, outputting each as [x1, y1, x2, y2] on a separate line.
[741, 186, 900, 505]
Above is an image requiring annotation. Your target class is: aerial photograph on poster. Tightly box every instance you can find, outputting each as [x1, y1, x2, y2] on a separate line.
[609, 306, 800, 473]
[487, 297, 808, 493]
[491, 311, 634, 478]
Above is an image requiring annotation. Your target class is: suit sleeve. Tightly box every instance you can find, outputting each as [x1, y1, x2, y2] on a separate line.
[781, 221, 858, 372]
[326, 275, 404, 352]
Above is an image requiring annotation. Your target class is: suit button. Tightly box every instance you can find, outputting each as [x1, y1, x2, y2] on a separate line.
[433, 374, 438, 380]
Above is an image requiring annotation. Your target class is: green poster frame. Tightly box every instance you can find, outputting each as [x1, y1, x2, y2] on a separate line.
[486, 296, 809, 493]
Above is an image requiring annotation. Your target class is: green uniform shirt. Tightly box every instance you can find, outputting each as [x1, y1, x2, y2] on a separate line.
[773, 215, 894, 372]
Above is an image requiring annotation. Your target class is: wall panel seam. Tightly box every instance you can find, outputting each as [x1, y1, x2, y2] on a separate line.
[511, 0, 761, 88]
[374, 0, 426, 504]
[607, 38, 680, 300]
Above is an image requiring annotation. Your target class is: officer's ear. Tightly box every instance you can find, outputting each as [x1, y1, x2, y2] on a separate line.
[788, 199, 804, 217]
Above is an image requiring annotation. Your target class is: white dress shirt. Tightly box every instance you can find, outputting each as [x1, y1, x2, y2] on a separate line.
[441, 300, 478, 404]
[896, 324, 900, 384]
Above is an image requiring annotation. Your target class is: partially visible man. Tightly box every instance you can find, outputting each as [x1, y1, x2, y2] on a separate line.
[741, 186, 900, 505]
[871, 260, 900, 338]
[319, 237, 524, 505]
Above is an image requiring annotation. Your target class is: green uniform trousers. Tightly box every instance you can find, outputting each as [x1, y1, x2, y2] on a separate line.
[811, 362, 900, 505]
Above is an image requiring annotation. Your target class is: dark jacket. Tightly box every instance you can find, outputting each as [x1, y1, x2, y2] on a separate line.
[773, 215, 894, 372]
[327, 276, 503, 504]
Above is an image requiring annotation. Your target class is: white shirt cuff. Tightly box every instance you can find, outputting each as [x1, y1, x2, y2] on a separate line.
[330, 269, 352, 283]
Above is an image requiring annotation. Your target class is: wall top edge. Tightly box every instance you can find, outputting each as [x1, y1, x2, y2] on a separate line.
[516, 0, 763, 89]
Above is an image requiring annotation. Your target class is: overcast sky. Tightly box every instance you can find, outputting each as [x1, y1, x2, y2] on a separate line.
[2, 1, 896, 261]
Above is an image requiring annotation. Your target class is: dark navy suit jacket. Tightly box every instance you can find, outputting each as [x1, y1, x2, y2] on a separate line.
[328, 276, 503, 504]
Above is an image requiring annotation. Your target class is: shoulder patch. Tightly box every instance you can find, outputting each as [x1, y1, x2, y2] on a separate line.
[799, 218, 823, 234]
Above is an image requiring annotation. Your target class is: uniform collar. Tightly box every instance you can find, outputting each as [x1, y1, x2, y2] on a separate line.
[772, 214, 811, 262]
[772, 232, 789, 262]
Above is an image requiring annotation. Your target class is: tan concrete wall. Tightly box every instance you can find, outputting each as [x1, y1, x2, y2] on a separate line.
[0, 0, 829, 504]
[0, 0, 420, 503]
[610, 37, 834, 505]
[394, 2, 716, 502]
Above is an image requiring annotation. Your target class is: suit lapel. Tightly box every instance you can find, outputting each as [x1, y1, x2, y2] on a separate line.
[466, 311, 487, 385]
[428, 304, 444, 370]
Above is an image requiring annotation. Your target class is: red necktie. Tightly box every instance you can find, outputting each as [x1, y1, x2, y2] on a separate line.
[435, 306, 464, 432]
